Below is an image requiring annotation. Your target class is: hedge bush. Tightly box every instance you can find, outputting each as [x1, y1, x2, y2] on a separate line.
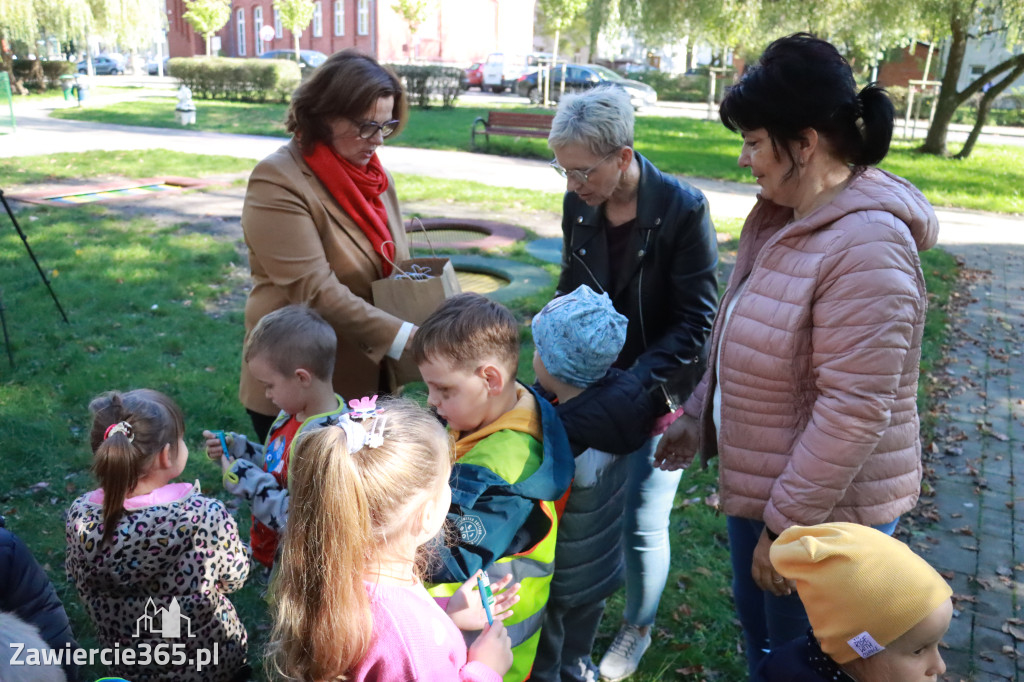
[387, 64, 462, 108]
[10, 59, 74, 91]
[167, 57, 300, 103]
[885, 86, 1024, 127]
[631, 70, 710, 103]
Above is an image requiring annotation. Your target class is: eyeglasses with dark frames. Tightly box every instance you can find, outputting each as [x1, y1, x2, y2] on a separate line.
[549, 151, 617, 185]
[348, 118, 400, 140]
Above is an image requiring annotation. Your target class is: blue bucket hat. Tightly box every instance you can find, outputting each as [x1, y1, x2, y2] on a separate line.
[532, 285, 628, 388]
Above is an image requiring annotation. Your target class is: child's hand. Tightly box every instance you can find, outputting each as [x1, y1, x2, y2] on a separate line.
[468, 620, 512, 676]
[202, 430, 233, 474]
[445, 571, 520, 631]
[203, 430, 225, 460]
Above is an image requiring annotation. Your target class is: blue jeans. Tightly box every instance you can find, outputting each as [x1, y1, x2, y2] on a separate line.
[622, 434, 683, 627]
[728, 516, 900, 676]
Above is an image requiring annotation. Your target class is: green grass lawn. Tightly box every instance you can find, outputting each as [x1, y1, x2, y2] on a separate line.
[0, 149, 255, 185]
[50, 98, 1024, 214]
[0, 151, 958, 681]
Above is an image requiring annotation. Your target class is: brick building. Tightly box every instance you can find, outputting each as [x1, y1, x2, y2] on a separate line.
[878, 41, 933, 88]
[166, 0, 534, 66]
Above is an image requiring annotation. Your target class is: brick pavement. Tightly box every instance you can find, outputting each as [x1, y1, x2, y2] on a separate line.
[918, 243, 1024, 681]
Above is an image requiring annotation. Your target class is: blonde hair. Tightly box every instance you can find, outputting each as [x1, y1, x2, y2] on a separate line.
[88, 389, 185, 545]
[244, 305, 337, 381]
[266, 398, 453, 681]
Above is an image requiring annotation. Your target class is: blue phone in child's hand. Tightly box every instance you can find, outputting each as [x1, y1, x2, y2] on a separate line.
[212, 430, 231, 460]
[477, 573, 494, 626]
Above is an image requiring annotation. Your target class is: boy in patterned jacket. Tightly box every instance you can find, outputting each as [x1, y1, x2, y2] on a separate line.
[204, 305, 347, 569]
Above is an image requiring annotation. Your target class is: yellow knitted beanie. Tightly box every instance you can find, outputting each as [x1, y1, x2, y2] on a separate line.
[770, 522, 952, 664]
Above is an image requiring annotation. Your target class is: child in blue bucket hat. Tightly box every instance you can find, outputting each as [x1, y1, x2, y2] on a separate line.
[530, 285, 654, 682]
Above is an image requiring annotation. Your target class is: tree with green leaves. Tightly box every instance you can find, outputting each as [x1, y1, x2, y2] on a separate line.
[393, 0, 433, 59]
[917, 0, 1024, 158]
[274, 0, 315, 63]
[183, 0, 231, 56]
[537, 0, 588, 102]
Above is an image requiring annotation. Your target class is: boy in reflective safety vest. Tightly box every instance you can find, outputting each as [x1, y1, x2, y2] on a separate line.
[412, 293, 574, 682]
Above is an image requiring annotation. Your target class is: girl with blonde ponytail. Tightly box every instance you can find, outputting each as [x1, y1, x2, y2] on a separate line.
[65, 389, 250, 682]
[268, 397, 517, 681]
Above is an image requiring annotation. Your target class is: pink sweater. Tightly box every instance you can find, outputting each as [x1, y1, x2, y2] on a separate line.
[351, 581, 502, 682]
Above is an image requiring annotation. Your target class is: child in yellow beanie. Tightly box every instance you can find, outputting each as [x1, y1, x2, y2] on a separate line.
[753, 522, 952, 682]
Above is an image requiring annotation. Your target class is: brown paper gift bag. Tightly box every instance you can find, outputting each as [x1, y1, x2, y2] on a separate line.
[372, 256, 462, 385]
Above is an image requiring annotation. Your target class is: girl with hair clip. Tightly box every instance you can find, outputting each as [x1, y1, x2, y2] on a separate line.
[267, 397, 517, 682]
[65, 389, 250, 682]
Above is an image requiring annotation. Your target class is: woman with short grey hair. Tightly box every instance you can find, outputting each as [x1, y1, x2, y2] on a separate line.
[536, 84, 719, 681]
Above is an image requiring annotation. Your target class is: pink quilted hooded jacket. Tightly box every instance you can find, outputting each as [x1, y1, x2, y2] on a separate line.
[683, 167, 939, 533]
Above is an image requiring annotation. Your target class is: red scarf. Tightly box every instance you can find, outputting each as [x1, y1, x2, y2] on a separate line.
[303, 140, 396, 276]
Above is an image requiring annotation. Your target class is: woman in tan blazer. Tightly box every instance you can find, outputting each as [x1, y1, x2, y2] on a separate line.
[240, 49, 413, 439]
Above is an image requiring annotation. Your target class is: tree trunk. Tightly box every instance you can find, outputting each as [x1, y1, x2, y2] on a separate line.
[920, 12, 968, 156]
[1, 44, 26, 96]
[955, 56, 1024, 159]
[294, 32, 301, 62]
[587, 0, 604, 63]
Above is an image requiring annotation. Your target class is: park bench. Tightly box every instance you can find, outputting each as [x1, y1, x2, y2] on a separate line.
[471, 111, 555, 149]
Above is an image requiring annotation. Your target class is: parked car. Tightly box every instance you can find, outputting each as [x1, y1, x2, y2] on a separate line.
[259, 49, 328, 69]
[482, 51, 554, 93]
[77, 54, 126, 75]
[461, 62, 484, 90]
[146, 57, 170, 75]
[517, 63, 657, 109]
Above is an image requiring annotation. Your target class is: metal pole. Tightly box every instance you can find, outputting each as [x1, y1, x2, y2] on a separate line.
[0, 289, 13, 367]
[0, 189, 69, 323]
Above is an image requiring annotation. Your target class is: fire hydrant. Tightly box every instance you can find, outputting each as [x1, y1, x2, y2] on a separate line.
[175, 84, 196, 125]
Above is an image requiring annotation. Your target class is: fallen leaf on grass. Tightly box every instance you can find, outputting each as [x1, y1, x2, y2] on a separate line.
[1001, 622, 1024, 641]
[704, 493, 720, 509]
[952, 525, 974, 536]
[29, 482, 49, 493]
[675, 665, 705, 675]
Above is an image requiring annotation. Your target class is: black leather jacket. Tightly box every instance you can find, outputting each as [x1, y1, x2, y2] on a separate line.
[555, 151, 719, 415]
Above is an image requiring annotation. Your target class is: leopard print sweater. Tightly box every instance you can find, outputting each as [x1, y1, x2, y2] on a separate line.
[66, 483, 250, 682]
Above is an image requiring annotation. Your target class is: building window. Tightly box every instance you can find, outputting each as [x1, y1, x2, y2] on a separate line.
[357, 0, 369, 35]
[254, 6, 264, 55]
[237, 8, 246, 56]
[334, 0, 345, 36]
[274, 8, 283, 38]
[970, 64, 985, 78]
[313, 1, 323, 37]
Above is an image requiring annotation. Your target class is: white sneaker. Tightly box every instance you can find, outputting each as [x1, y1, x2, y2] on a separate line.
[598, 624, 651, 681]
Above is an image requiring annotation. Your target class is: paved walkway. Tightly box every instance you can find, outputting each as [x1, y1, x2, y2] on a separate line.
[924, 243, 1024, 681]
[3, 99, 1024, 680]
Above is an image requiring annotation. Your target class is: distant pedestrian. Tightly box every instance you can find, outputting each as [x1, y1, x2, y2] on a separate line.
[65, 389, 250, 682]
[754, 522, 952, 682]
[656, 33, 939, 675]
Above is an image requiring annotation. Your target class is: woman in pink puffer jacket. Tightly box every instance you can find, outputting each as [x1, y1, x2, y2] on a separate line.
[655, 33, 939, 676]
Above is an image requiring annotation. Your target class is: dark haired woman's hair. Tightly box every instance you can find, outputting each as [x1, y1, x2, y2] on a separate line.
[720, 33, 895, 168]
[286, 48, 408, 154]
[89, 389, 185, 545]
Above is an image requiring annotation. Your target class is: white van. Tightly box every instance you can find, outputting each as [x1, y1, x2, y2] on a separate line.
[482, 52, 553, 93]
